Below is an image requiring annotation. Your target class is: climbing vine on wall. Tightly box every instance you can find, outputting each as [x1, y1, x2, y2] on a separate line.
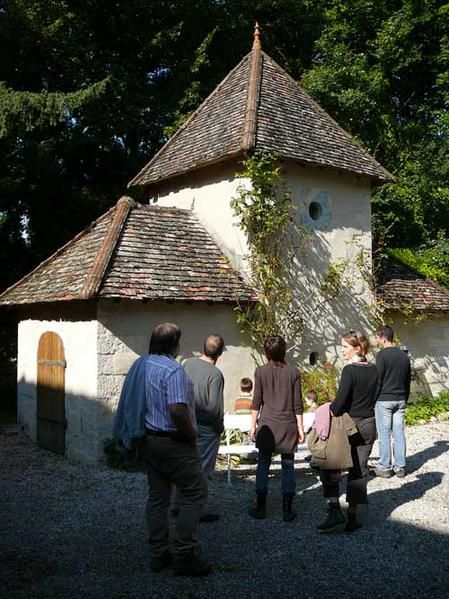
[320, 260, 347, 299]
[231, 152, 305, 356]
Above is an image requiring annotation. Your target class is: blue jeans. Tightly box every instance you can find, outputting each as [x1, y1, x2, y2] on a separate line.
[375, 400, 407, 471]
[255, 450, 295, 495]
[196, 424, 221, 478]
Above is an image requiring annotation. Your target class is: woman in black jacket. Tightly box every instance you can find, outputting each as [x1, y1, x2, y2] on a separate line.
[318, 330, 378, 533]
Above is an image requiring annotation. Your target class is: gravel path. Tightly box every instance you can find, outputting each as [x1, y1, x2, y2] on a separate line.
[1, 423, 449, 598]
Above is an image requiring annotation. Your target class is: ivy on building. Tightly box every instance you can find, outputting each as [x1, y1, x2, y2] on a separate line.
[231, 152, 305, 355]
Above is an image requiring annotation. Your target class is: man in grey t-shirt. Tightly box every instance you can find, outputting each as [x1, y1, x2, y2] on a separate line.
[174, 334, 225, 522]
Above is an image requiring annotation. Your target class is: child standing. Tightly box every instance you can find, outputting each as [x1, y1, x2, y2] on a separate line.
[303, 390, 318, 432]
[233, 378, 253, 414]
[304, 390, 318, 412]
[303, 390, 319, 462]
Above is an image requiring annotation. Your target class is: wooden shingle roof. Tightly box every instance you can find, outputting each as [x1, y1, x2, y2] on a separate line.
[377, 256, 449, 314]
[0, 197, 256, 306]
[129, 28, 393, 188]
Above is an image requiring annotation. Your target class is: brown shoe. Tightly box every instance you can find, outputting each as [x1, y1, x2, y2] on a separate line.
[372, 467, 394, 478]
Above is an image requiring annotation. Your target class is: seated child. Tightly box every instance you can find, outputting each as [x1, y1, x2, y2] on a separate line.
[233, 377, 253, 414]
[304, 389, 318, 412]
[303, 390, 318, 432]
[233, 377, 256, 461]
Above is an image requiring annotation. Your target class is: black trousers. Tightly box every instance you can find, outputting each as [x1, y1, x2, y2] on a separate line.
[139, 435, 208, 559]
[320, 416, 376, 506]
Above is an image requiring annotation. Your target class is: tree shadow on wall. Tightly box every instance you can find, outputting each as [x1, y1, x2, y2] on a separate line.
[287, 223, 374, 364]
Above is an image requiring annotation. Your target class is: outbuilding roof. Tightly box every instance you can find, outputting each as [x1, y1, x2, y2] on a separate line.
[129, 25, 393, 188]
[377, 256, 449, 314]
[0, 197, 256, 306]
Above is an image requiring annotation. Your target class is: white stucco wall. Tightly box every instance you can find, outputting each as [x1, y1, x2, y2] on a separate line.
[97, 299, 256, 441]
[17, 317, 98, 462]
[388, 315, 449, 397]
[284, 165, 373, 364]
[153, 161, 373, 366]
[154, 162, 251, 276]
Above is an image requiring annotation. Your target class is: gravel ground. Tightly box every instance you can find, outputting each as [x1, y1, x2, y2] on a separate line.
[1, 423, 449, 599]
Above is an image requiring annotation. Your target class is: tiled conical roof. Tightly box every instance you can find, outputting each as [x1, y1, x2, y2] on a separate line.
[129, 27, 393, 188]
[0, 197, 256, 306]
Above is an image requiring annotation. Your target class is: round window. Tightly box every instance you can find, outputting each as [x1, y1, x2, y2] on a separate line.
[309, 351, 319, 366]
[309, 201, 323, 221]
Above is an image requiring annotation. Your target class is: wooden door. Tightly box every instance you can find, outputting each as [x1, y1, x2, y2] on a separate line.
[36, 332, 66, 455]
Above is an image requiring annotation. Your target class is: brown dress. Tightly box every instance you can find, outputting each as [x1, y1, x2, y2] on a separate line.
[251, 363, 303, 454]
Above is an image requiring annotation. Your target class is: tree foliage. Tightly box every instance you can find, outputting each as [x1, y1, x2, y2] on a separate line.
[300, 0, 449, 247]
[0, 79, 110, 138]
[390, 233, 449, 289]
[0, 0, 448, 290]
[1, 0, 449, 406]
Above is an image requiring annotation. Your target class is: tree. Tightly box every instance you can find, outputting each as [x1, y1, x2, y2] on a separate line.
[1, 1, 449, 406]
[300, 0, 449, 247]
[0, 0, 226, 287]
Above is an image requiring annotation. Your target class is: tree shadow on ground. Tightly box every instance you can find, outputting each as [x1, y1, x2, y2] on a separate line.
[368, 470, 444, 523]
[405, 439, 449, 474]
[204, 461, 449, 598]
[2, 431, 449, 599]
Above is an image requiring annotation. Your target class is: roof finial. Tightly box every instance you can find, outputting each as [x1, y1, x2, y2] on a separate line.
[253, 22, 261, 50]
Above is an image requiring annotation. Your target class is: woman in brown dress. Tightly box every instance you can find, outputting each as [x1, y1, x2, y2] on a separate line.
[248, 336, 304, 522]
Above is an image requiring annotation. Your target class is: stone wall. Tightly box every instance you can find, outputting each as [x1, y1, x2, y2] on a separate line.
[97, 299, 256, 443]
[153, 161, 251, 277]
[284, 163, 373, 365]
[16, 300, 256, 464]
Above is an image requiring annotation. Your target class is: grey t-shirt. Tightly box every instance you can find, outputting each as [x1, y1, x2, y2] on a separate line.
[183, 357, 225, 434]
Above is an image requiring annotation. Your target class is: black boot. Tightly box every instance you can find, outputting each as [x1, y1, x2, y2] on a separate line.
[345, 512, 362, 533]
[282, 493, 296, 522]
[248, 492, 267, 519]
[173, 552, 212, 577]
[317, 503, 345, 532]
